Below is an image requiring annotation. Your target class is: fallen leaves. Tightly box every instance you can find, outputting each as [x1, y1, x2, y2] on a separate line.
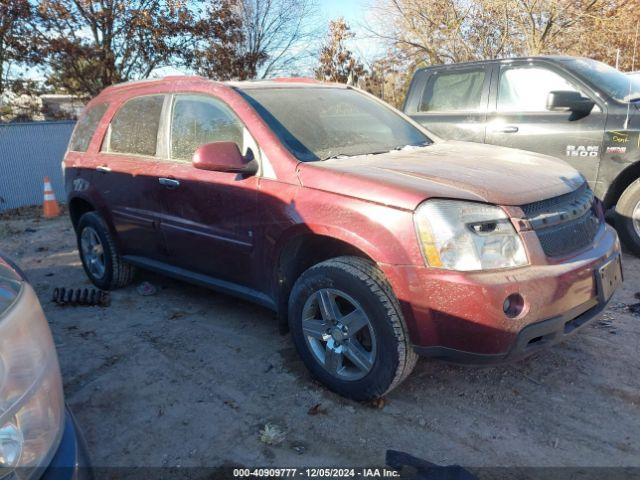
[307, 403, 327, 416]
[259, 423, 286, 445]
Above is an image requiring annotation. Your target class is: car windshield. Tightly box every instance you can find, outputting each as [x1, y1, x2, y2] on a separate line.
[561, 57, 640, 102]
[237, 87, 431, 162]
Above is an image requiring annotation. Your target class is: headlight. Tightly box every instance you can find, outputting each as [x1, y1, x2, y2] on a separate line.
[0, 260, 64, 479]
[414, 199, 528, 271]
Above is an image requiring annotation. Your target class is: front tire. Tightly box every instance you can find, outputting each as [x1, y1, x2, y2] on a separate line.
[77, 212, 135, 290]
[288, 256, 417, 401]
[615, 179, 640, 256]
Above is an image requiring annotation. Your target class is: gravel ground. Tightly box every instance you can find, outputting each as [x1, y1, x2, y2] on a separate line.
[1, 210, 639, 478]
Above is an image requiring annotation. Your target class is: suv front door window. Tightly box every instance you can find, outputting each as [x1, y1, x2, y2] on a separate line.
[486, 63, 605, 185]
[170, 95, 245, 161]
[158, 94, 260, 289]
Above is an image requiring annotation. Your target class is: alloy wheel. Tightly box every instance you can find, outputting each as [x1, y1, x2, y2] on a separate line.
[80, 226, 106, 279]
[301, 288, 376, 381]
[633, 199, 640, 240]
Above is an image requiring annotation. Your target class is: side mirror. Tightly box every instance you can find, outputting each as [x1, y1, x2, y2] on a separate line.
[547, 91, 595, 116]
[192, 142, 258, 175]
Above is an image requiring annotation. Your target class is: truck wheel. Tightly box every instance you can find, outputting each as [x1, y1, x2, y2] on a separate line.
[615, 179, 640, 256]
[76, 212, 135, 290]
[288, 256, 417, 401]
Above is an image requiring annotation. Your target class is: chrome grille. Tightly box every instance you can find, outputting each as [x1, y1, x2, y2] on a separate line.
[521, 184, 602, 258]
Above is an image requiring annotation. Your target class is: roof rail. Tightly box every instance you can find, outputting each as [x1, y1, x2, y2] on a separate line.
[101, 74, 208, 93]
[161, 75, 208, 82]
[270, 77, 321, 84]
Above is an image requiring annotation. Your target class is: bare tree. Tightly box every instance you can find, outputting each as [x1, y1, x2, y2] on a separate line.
[366, 0, 515, 65]
[506, 0, 601, 55]
[557, 0, 639, 71]
[368, 0, 606, 66]
[315, 18, 366, 84]
[0, 0, 33, 95]
[33, 0, 247, 97]
[360, 51, 413, 108]
[238, 0, 319, 78]
[186, 0, 265, 80]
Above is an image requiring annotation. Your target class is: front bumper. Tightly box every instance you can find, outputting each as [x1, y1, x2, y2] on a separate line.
[41, 407, 92, 480]
[413, 295, 608, 364]
[381, 224, 621, 362]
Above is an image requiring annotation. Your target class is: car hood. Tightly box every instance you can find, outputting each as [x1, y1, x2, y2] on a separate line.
[297, 141, 586, 211]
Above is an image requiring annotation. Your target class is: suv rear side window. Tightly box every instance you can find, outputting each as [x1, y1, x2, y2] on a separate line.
[68, 103, 108, 152]
[498, 67, 577, 112]
[170, 95, 244, 161]
[420, 69, 485, 112]
[104, 95, 164, 156]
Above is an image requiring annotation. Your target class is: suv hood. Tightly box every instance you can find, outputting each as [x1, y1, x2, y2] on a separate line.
[297, 141, 586, 211]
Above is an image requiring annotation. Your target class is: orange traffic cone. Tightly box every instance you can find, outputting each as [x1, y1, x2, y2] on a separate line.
[43, 177, 60, 218]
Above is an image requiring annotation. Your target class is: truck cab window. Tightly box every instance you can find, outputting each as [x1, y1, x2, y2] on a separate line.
[420, 69, 485, 112]
[498, 67, 577, 112]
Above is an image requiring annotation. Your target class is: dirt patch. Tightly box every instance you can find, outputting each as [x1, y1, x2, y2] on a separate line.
[2, 214, 640, 473]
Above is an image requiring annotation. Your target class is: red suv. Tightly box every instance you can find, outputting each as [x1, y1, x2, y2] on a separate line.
[63, 76, 622, 400]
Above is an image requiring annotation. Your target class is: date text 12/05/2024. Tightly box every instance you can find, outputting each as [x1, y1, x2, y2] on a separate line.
[232, 468, 401, 478]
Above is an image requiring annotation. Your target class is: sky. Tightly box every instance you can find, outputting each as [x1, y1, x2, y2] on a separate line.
[317, 0, 385, 64]
[12, 0, 384, 84]
[319, 0, 370, 24]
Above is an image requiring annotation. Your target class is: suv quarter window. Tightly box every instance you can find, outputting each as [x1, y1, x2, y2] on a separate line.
[68, 103, 109, 152]
[170, 94, 245, 161]
[420, 68, 486, 112]
[497, 66, 581, 112]
[102, 94, 165, 157]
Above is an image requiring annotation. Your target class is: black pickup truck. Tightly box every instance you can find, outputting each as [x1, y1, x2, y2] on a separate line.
[403, 55, 640, 255]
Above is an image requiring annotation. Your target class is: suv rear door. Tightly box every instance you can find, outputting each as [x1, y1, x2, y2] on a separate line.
[403, 64, 491, 142]
[95, 94, 169, 260]
[484, 60, 606, 185]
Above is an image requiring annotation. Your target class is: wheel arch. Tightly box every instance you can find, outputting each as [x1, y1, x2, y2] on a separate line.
[603, 160, 640, 209]
[274, 231, 378, 333]
[68, 195, 96, 230]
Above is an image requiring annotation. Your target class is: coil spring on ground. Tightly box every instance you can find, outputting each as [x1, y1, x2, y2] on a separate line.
[52, 287, 110, 307]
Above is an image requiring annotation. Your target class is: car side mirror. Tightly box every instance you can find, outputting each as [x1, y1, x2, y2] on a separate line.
[547, 91, 595, 116]
[192, 142, 258, 175]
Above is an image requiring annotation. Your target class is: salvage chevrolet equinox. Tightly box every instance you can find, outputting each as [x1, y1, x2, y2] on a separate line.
[63, 76, 622, 400]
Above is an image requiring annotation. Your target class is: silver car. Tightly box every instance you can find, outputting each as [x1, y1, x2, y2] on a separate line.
[0, 252, 90, 479]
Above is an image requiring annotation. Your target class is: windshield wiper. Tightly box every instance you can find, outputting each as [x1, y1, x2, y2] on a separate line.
[323, 150, 388, 160]
[322, 142, 432, 161]
[395, 141, 432, 150]
[322, 153, 351, 161]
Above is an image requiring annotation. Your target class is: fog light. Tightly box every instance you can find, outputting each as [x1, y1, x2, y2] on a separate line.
[0, 420, 23, 470]
[503, 293, 524, 318]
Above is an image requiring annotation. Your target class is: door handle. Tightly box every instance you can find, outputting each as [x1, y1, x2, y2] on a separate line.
[158, 177, 180, 189]
[492, 125, 519, 133]
[96, 165, 111, 173]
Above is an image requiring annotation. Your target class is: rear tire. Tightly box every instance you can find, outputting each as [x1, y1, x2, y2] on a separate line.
[288, 256, 417, 401]
[77, 212, 135, 290]
[615, 179, 640, 256]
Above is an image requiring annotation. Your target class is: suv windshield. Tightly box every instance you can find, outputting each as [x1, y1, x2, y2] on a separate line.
[561, 57, 640, 102]
[237, 87, 431, 162]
